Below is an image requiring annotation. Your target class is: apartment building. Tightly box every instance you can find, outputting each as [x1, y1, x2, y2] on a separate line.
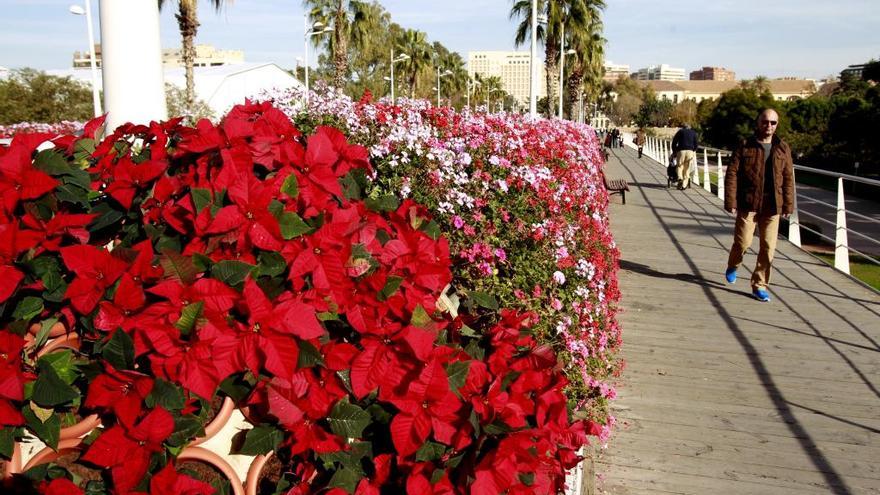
[689, 66, 736, 81]
[635, 64, 686, 81]
[468, 51, 546, 106]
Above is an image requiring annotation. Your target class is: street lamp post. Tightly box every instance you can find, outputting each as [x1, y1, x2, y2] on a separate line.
[304, 16, 331, 105]
[69, 2, 101, 117]
[558, 48, 575, 119]
[390, 48, 409, 105]
[529, 0, 538, 118]
[436, 68, 452, 107]
[467, 78, 480, 110]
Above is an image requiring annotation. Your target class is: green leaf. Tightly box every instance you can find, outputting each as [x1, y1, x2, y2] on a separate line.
[318, 442, 371, 472]
[33, 149, 72, 175]
[167, 415, 204, 448]
[483, 421, 511, 435]
[102, 329, 135, 371]
[519, 472, 536, 486]
[219, 373, 255, 403]
[281, 174, 299, 199]
[56, 183, 90, 208]
[297, 340, 325, 369]
[328, 466, 363, 494]
[328, 398, 371, 439]
[410, 304, 432, 328]
[32, 317, 59, 349]
[145, 379, 186, 411]
[378, 276, 403, 302]
[420, 220, 441, 240]
[464, 340, 485, 361]
[446, 361, 470, 397]
[467, 290, 499, 310]
[23, 405, 60, 450]
[191, 188, 213, 213]
[211, 260, 254, 287]
[365, 194, 399, 213]
[0, 427, 15, 459]
[31, 361, 79, 407]
[175, 302, 204, 337]
[192, 253, 214, 272]
[278, 211, 312, 239]
[160, 249, 199, 285]
[340, 170, 365, 201]
[87, 202, 125, 233]
[415, 441, 446, 462]
[235, 425, 285, 455]
[12, 297, 43, 321]
[254, 252, 287, 278]
[72, 138, 96, 164]
[30, 256, 64, 294]
[38, 350, 78, 385]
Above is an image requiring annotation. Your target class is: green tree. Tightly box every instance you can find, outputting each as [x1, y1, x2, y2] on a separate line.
[565, 5, 605, 121]
[396, 28, 431, 98]
[158, 0, 226, 110]
[0, 69, 93, 124]
[669, 99, 697, 127]
[702, 86, 777, 150]
[636, 96, 673, 127]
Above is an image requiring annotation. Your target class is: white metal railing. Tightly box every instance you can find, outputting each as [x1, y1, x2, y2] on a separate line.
[617, 132, 880, 276]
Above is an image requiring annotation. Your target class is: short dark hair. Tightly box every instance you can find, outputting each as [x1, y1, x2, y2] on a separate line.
[755, 108, 778, 122]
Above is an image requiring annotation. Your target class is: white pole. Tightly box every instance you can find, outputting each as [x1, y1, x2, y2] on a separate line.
[99, 0, 166, 130]
[703, 148, 711, 192]
[834, 177, 851, 274]
[557, 23, 565, 119]
[716, 152, 724, 200]
[390, 47, 395, 104]
[304, 16, 310, 105]
[788, 167, 802, 247]
[529, 0, 538, 118]
[436, 67, 441, 107]
[83, 0, 101, 117]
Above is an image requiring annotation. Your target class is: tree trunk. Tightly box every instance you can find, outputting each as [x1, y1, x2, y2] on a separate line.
[544, 44, 559, 118]
[176, 1, 199, 111]
[567, 67, 584, 121]
[333, 0, 347, 89]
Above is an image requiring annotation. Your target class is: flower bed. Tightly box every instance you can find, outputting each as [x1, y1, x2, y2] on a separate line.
[1, 101, 605, 494]
[264, 87, 622, 435]
[0, 121, 84, 139]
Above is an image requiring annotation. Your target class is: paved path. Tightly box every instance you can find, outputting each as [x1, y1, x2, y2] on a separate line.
[595, 147, 880, 494]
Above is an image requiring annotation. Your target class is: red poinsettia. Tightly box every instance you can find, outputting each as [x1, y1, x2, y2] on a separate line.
[147, 462, 214, 495]
[0, 137, 59, 214]
[61, 244, 128, 314]
[84, 364, 154, 428]
[0, 221, 41, 303]
[103, 155, 167, 209]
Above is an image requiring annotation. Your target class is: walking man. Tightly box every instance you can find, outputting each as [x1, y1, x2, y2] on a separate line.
[671, 124, 698, 189]
[723, 109, 794, 302]
[634, 128, 646, 158]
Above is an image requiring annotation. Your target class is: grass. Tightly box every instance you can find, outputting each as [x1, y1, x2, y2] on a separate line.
[812, 252, 880, 292]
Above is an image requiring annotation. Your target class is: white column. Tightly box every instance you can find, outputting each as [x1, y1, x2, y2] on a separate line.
[692, 150, 700, 185]
[834, 177, 850, 274]
[702, 149, 711, 192]
[787, 167, 802, 247]
[529, 0, 538, 117]
[716, 152, 724, 200]
[99, 0, 166, 130]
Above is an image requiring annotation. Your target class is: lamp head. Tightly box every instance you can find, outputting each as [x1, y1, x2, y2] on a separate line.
[69, 5, 85, 15]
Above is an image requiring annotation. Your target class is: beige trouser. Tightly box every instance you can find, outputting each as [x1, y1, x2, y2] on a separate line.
[676, 150, 696, 187]
[727, 212, 780, 290]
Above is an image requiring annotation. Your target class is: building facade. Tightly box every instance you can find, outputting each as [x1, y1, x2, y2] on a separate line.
[689, 66, 735, 81]
[73, 44, 244, 69]
[636, 79, 817, 103]
[603, 62, 630, 82]
[635, 64, 686, 81]
[468, 51, 546, 106]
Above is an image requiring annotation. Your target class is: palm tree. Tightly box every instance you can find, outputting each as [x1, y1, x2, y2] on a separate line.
[434, 46, 468, 107]
[158, 0, 226, 110]
[565, 5, 605, 121]
[510, 0, 603, 117]
[304, 0, 381, 89]
[396, 29, 431, 98]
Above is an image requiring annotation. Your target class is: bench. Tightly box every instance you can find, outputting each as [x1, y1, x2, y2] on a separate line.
[602, 171, 629, 204]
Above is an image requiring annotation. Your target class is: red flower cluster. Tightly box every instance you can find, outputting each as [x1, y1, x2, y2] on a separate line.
[0, 101, 594, 494]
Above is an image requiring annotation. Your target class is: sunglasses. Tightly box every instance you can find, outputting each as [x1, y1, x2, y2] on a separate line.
[760, 120, 778, 126]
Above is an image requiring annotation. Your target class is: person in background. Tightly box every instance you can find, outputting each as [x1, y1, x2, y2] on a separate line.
[723, 108, 794, 302]
[634, 128, 646, 158]
[671, 124, 699, 189]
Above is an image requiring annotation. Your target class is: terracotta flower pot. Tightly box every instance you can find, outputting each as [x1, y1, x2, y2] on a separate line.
[244, 451, 274, 495]
[1, 442, 21, 478]
[35, 333, 81, 357]
[178, 446, 244, 495]
[27, 320, 68, 339]
[21, 438, 83, 472]
[189, 397, 235, 447]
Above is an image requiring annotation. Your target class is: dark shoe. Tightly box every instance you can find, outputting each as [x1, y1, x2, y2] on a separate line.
[752, 288, 771, 302]
[725, 267, 737, 284]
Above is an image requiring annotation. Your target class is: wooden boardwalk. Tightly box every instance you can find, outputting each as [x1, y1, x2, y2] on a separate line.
[596, 147, 880, 494]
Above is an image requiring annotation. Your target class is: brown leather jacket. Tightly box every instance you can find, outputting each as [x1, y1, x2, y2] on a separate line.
[634, 130, 646, 146]
[724, 135, 794, 215]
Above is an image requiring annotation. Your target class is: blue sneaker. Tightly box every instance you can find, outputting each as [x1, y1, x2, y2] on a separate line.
[753, 288, 771, 302]
[725, 267, 737, 284]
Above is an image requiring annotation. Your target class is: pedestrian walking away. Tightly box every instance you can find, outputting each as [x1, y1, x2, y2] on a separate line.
[672, 124, 698, 189]
[634, 128, 646, 159]
[723, 108, 794, 302]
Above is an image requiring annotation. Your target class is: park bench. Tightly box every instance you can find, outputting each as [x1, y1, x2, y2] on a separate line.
[601, 170, 629, 204]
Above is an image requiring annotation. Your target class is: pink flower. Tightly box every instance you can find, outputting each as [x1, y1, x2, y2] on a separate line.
[494, 248, 507, 262]
[452, 215, 465, 229]
[478, 262, 493, 276]
[463, 225, 476, 236]
[551, 298, 563, 311]
[552, 271, 566, 285]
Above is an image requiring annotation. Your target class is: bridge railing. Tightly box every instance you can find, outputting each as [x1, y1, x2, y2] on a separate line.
[619, 132, 880, 277]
